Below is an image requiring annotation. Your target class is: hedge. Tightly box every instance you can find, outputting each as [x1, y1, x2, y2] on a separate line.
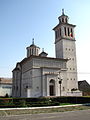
[0, 96, 90, 108]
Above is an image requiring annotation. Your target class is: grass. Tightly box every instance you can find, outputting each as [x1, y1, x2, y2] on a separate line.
[0, 105, 90, 116]
[60, 103, 75, 105]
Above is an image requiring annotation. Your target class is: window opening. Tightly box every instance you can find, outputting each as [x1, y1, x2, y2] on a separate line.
[64, 27, 66, 36]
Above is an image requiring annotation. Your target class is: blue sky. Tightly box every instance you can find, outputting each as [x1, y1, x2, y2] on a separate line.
[0, 0, 90, 83]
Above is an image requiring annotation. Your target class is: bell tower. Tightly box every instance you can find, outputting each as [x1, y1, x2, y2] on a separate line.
[53, 9, 76, 58]
[53, 9, 79, 94]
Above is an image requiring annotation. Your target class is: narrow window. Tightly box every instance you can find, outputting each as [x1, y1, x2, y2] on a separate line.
[66, 18, 67, 23]
[70, 28, 73, 37]
[68, 28, 69, 36]
[64, 27, 66, 36]
[32, 49, 33, 55]
[16, 86, 18, 91]
[62, 18, 64, 22]
[30, 49, 31, 55]
[27, 49, 29, 56]
[59, 28, 61, 36]
[59, 19, 61, 23]
[37, 49, 38, 55]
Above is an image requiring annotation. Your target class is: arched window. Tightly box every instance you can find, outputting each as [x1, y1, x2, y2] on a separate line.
[49, 79, 55, 96]
[50, 79, 55, 84]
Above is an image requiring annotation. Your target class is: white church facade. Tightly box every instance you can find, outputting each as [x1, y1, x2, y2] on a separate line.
[12, 10, 82, 98]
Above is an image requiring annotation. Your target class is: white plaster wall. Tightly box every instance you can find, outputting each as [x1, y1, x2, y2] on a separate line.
[41, 67, 67, 97]
[62, 39, 78, 91]
[33, 57, 67, 70]
[55, 40, 63, 58]
[31, 68, 42, 97]
[0, 85, 12, 96]
[21, 57, 67, 97]
[12, 70, 21, 97]
[21, 70, 32, 97]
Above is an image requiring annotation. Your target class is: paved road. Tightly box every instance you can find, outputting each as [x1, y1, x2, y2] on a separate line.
[0, 109, 90, 120]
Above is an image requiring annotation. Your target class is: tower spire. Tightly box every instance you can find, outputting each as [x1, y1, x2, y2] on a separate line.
[42, 48, 44, 52]
[32, 38, 34, 45]
[62, 9, 65, 15]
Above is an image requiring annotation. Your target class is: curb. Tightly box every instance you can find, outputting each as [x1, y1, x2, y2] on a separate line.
[0, 103, 90, 111]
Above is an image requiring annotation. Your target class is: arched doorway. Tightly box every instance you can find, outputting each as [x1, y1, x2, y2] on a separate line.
[49, 79, 55, 96]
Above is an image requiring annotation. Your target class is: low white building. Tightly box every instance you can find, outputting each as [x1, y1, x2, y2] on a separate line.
[12, 10, 82, 98]
[0, 78, 12, 97]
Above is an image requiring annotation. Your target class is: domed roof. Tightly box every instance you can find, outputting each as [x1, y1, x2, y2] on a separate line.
[58, 9, 69, 24]
[30, 44, 37, 47]
[27, 38, 40, 49]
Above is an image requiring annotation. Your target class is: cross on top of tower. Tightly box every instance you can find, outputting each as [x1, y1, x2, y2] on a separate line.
[42, 48, 44, 52]
[62, 9, 65, 15]
[32, 38, 34, 45]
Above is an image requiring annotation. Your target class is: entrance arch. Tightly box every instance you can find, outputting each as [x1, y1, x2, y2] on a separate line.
[49, 79, 55, 96]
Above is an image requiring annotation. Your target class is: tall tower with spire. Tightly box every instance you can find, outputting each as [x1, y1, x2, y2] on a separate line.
[53, 9, 78, 94]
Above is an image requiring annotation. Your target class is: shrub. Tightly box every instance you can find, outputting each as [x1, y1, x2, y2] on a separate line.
[19, 100, 27, 107]
[0, 96, 90, 108]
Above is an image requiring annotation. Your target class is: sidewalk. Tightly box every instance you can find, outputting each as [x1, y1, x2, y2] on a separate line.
[0, 103, 90, 111]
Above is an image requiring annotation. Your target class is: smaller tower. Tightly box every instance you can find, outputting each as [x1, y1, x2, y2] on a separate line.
[39, 48, 48, 57]
[26, 38, 40, 57]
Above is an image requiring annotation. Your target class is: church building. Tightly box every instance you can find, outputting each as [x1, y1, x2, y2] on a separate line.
[12, 10, 82, 97]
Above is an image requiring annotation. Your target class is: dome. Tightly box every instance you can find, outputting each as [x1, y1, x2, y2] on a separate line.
[26, 39, 40, 57]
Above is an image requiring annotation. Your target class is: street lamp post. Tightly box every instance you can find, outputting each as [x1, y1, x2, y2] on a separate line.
[58, 70, 62, 96]
[59, 79, 62, 96]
